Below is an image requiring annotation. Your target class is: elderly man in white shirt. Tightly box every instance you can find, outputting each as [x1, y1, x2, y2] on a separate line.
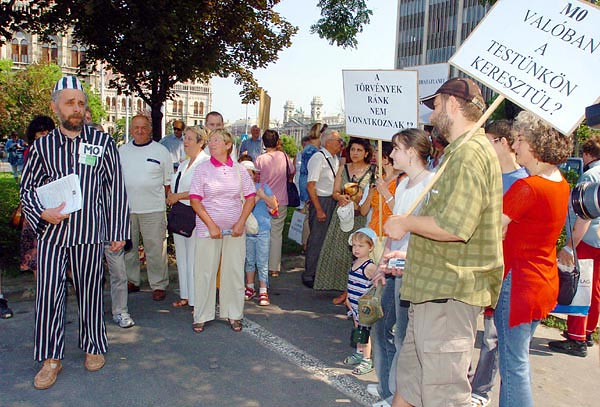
[119, 114, 173, 301]
[301, 129, 342, 288]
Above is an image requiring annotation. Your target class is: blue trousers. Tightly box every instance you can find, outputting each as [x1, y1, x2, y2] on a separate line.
[495, 272, 539, 407]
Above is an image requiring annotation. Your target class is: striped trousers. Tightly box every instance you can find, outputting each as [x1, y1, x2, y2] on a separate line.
[34, 240, 107, 362]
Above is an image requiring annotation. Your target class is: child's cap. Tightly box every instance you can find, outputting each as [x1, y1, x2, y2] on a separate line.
[240, 160, 260, 172]
[348, 227, 378, 245]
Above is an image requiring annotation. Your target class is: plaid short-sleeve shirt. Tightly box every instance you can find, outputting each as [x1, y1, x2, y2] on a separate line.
[401, 129, 504, 307]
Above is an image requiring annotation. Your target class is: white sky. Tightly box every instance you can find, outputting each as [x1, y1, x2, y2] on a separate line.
[210, 0, 398, 124]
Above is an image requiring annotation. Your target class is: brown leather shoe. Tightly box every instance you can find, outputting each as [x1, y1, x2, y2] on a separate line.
[127, 282, 140, 293]
[152, 289, 166, 301]
[85, 353, 105, 371]
[34, 358, 62, 389]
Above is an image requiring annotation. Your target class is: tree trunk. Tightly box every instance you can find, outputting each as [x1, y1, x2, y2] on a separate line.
[150, 101, 163, 142]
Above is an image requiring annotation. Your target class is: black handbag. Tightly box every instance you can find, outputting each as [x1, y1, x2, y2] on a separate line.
[557, 210, 580, 306]
[557, 264, 580, 305]
[167, 173, 196, 237]
[285, 153, 300, 208]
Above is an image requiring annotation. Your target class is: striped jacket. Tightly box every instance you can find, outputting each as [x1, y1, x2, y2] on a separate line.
[20, 125, 130, 246]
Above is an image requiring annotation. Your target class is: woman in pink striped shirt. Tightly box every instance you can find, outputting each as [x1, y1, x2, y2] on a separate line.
[189, 129, 256, 333]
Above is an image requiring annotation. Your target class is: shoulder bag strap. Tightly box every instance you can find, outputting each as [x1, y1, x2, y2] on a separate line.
[174, 172, 182, 193]
[320, 150, 336, 177]
[234, 163, 245, 203]
[567, 209, 580, 267]
[283, 151, 292, 180]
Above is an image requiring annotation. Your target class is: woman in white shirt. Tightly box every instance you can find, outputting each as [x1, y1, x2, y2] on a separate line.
[370, 129, 433, 406]
[167, 126, 209, 308]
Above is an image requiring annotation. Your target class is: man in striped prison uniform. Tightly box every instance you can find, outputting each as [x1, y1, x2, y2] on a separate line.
[20, 76, 130, 390]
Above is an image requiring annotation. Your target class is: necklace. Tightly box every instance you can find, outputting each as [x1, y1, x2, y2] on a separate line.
[408, 167, 426, 187]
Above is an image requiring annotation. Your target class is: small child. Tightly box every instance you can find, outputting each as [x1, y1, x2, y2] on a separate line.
[344, 227, 378, 375]
[240, 160, 278, 306]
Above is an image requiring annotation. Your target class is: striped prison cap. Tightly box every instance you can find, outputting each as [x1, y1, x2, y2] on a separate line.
[53, 76, 84, 92]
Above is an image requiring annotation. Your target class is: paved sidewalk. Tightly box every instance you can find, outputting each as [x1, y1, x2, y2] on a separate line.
[1, 255, 599, 406]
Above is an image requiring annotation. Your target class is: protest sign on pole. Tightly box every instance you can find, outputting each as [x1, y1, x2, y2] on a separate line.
[343, 70, 418, 141]
[450, 0, 600, 135]
[405, 63, 450, 125]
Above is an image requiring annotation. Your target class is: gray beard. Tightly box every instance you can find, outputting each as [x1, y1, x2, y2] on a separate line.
[60, 116, 83, 133]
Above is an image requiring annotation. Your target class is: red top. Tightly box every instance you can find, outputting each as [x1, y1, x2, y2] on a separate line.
[503, 176, 569, 327]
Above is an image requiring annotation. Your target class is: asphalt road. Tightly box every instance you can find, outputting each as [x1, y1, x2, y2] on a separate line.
[1, 255, 599, 407]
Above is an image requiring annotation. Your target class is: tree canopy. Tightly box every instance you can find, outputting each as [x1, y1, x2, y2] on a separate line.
[2, 1, 373, 140]
[13, 0, 300, 140]
[311, 0, 372, 49]
[0, 60, 105, 138]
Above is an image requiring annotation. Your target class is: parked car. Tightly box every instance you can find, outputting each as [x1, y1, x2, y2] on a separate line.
[559, 157, 584, 184]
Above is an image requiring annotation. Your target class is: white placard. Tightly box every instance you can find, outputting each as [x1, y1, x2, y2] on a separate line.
[343, 70, 419, 141]
[405, 63, 450, 125]
[450, 0, 600, 135]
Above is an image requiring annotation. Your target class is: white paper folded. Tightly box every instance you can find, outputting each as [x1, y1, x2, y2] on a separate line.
[36, 173, 82, 214]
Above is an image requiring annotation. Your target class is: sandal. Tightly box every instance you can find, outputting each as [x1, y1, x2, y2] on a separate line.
[352, 359, 373, 375]
[229, 319, 243, 332]
[172, 299, 189, 308]
[192, 322, 204, 333]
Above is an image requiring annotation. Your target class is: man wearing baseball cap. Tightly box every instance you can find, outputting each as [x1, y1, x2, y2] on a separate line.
[20, 76, 130, 389]
[384, 77, 503, 407]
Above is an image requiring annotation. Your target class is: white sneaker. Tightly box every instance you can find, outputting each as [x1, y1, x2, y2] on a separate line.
[366, 384, 380, 397]
[113, 312, 135, 328]
[372, 401, 391, 407]
[471, 394, 490, 407]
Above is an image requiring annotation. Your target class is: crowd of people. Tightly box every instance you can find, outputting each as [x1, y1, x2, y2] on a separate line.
[1, 74, 597, 407]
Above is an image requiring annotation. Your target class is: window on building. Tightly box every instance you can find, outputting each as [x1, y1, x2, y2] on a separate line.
[193, 102, 199, 116]
[199, 102, 204, 116]
[50, 43, 58, 64]
[121, 99, 126, 110]
[105, 97, 111, 109]
[12, 36, 28, 63]
[71, 46, 79, 66]
[178, 101, 183, 115]
[20, 39, 28, 63]
[111, 97, 116, 109]
[80, 47, 86, 65]
[42, 43, 49, 62]
[11, 39, 19, 62]
[137, 100, 142, 112]
[172, 101, 177, 114]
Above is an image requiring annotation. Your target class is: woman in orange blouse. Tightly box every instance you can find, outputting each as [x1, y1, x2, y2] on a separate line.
[359, 141, 404, 235]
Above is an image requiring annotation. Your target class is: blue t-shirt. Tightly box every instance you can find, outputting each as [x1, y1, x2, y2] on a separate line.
[240, 138, 263, 162]
[299, 144, 319, 202]
[502, 167, 528, 194]
[252, 182, 274, 233]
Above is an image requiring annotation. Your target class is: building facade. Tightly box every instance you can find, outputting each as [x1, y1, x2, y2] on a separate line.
[395, 0, 490, 68]
[1, 30, 211, 136]
[281, 97, 344, 146]
[395, 0, 492, 99]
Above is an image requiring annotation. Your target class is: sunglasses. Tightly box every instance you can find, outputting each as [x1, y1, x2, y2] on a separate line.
[174, 127, 183, 131]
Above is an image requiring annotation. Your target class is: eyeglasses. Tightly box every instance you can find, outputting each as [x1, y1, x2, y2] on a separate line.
[173, 127, 183, 131]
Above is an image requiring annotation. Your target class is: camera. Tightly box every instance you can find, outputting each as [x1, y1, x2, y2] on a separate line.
[571, 182, 600, 220]
[387, 258, 405, 269]
[351, 325, 370, 344]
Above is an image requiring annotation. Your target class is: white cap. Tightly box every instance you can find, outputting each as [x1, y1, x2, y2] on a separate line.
[240, 160, 259, 172]
[53, 76, 84, 92]
[337, 204, 355, 232]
